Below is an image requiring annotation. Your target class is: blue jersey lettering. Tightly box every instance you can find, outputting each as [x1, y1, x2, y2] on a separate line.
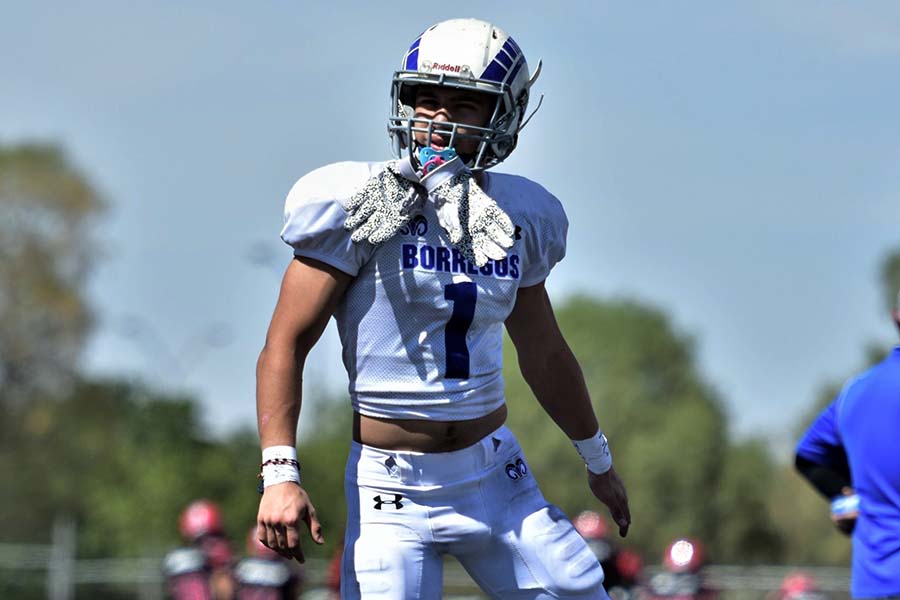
[400, 244, 520, 280]
[402, 244, 418, 268]
[420, 246, 436, 270]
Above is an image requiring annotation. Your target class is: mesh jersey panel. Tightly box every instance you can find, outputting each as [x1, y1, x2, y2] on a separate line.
[282, 162, 567, 420]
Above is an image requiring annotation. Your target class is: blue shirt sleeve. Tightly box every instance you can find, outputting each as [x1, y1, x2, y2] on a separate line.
[796, 398, 847, 468]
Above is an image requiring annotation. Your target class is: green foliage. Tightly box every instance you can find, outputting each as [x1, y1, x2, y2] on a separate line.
[713, 440, 784, 563]
[1, 377, 260, 558]
[880, 248, 900, 313]
[502, 294, 777, 561]
[0, 143, 105, 406]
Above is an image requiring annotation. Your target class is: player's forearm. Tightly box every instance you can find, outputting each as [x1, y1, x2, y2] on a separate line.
[795, 455, 851, 499]
[256, 343, 305, 448]
[519, 342, 599, 440]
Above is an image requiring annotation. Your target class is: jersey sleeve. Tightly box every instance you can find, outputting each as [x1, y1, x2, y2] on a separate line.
[796, 395, 846, 467]
[280, 162, 377, 276]
[518, 189, 568, 287]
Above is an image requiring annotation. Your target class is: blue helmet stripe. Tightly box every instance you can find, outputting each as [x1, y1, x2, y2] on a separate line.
[405, 48, 419, 70]
[482, 38, 523, 83]
[495, 49, 513, 69]
[405, 36, 422, 70]
[502, 39, 520, 59]
[506, 57, 525, 84]
[481, 57, 508, 83]
[506, 36, 522, 56]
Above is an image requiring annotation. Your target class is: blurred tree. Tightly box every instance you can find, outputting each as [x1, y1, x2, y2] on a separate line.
[0, 143, 104, 406]
[1, 377, 261, 559]
[881, 248, 900, 312]
[501, 295, 775, 561]
[713, 439, 784, 563]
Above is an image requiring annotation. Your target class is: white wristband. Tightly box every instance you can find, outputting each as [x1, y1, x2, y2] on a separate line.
[262, 446, 297, 462]
[572, 431, 612, 475]
[261, 446, 300, 488]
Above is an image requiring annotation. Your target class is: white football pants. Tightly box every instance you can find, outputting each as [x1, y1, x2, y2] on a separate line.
[341, 425, 609, 600]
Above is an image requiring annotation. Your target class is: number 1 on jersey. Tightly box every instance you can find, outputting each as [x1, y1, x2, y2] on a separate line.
[444, 282, 477, 379]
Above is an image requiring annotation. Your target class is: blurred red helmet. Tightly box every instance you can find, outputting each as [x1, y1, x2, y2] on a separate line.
[662, 538, 704, 573]
[179, 500, 223, 542]
[781, 571, 818, 595]
[615, 548, 644, 580]
[247, 527, 281, 560]
[573, 510, 609, 540]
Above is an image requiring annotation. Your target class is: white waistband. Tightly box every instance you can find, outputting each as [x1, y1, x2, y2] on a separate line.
[348, 424, 521, 488]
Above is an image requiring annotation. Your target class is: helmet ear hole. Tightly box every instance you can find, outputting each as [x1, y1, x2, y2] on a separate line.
[490, 135, 517, 164]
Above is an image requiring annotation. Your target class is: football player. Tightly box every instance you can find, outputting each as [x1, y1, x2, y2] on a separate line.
[162, 500, 235, 600]
[644, 538, 717, 600]
[573, 510, 643, 596]
[255, 18, 631, 599]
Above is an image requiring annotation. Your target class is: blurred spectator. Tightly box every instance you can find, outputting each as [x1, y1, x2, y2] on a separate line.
[325, 539, 343, 600]
[767, 571, 828, 600]
[572, 510, 642, 597]
[234, 528, 303, 599]
[162, 499, 235, 600]
[795, 290, 900, 598]
[643, 538, 717, 600]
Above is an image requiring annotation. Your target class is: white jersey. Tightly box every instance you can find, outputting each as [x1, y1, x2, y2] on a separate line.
[281, 161, 567, 420]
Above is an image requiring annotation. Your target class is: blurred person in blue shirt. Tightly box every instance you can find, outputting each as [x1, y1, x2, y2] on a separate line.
[795, 289, 900, 599]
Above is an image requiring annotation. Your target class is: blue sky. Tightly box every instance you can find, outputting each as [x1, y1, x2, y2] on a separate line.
[3, 2, 899, 446]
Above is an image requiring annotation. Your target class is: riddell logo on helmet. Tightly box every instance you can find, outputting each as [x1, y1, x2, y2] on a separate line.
[423, 61, 464, 73]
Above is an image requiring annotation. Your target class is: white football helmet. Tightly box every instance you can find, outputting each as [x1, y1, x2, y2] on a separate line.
[389, 18, 542, 171]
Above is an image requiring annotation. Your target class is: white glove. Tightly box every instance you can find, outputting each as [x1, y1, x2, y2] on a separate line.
[343, 161, 422, 245]
[424, 158, 515, 267]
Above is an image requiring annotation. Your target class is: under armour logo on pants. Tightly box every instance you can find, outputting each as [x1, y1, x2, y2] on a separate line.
[373, 494, 404, 510]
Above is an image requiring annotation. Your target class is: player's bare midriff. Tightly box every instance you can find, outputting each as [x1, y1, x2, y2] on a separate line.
[353, 404, 508, 452]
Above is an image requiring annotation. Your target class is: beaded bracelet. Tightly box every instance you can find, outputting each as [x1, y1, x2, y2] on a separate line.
[258, 446, 301, 491]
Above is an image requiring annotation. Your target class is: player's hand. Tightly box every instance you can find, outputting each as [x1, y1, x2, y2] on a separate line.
[830, 487, 859, 536]
[257, 482, 324, 564]
[587, 466, 631, 537]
